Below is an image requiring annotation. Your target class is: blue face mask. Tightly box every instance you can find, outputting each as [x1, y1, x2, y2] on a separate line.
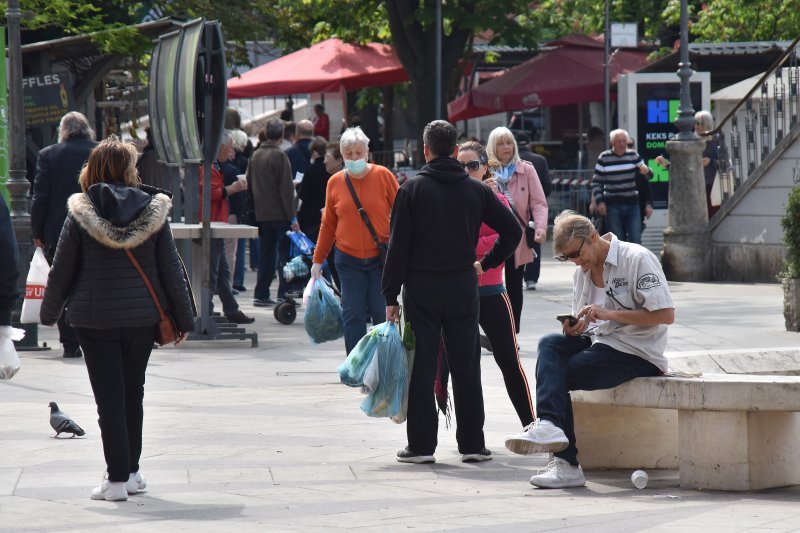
[344, 158, 368, 175]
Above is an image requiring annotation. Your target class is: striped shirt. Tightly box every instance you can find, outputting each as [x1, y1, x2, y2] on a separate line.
[592, 149, 644, 204]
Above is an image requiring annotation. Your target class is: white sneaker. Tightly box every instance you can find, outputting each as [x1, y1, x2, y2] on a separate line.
[505, 419, 569, 455]
[530, 457, 586, 488]
[126, 471, 147, 494]
[526, 281, 537, 290]
[90, 478, 128, 501]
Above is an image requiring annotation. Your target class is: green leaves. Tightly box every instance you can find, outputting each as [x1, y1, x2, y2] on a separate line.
[781, 186, 800, 279]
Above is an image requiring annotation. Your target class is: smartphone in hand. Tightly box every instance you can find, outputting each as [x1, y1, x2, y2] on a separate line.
[556, 314, 579, 326]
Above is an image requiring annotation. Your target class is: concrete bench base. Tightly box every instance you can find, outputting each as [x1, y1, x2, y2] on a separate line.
[571, 373, 800, 491]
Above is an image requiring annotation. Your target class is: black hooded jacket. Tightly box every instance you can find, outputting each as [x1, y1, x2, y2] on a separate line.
[40, 182, 195, 332]
[381, 156, 522, 306]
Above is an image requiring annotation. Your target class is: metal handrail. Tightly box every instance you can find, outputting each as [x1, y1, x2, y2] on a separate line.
[709, 34, 800, 137]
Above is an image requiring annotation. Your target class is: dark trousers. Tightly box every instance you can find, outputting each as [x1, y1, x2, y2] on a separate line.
[44, 245, 79, 349]
[403, 270, 485, 455]
[523, 242, 542, 284]
[504, 260, 525, 333]
[209, 239, 239, 315]
[233, 237, 247, 287]
[535, 333, 661, 466]
[75, 325, 155, 482]
[480, 291, 534, 427]
[255, 221, 290, 300]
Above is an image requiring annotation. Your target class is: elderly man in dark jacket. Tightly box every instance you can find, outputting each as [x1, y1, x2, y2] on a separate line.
[0, 200, 19, 328]
[31, 111, 97, 358]
[247, 119, 298, 306]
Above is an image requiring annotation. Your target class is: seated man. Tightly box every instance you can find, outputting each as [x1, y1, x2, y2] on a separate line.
[505, 210, 674, 488]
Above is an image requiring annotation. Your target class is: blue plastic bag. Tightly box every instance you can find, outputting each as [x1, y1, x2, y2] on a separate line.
[304, 278, 344, 344]
[360, 322, 409, 418]
[337, 322, 388, 387]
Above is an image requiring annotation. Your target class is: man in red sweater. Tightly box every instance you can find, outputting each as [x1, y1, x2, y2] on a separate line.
[200, 131, 254, 324]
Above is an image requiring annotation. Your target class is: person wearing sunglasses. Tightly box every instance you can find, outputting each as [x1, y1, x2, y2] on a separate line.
[485, 127, 548, 335]
[504, 210, 674, 489]
[457, 141, 536, 431]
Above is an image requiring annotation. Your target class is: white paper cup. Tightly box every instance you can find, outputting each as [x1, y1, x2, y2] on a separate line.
[631, 469, 648, 489]
[237, 174, 247, 182]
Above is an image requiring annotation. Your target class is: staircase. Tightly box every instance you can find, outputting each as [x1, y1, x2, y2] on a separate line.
[709, 37, 800, 282]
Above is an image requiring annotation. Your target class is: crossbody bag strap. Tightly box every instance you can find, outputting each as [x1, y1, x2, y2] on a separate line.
[125, 249, 167, 321]
[344, 171, 383, 248]
[498, 182, 527, 228]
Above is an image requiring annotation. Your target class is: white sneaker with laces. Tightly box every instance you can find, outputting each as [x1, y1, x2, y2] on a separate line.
[529, 457, 586, 488]
[90, 478, 128, 501]
[505, 418, 569, 455]
[126, 471, 147, 494]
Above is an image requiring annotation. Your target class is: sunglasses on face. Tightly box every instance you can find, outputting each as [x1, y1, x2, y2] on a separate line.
[460, 160, 482, 172]
[556, 238, 586, 262]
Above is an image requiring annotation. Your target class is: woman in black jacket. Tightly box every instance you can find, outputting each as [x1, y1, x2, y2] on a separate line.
[41, 138, 194, 502]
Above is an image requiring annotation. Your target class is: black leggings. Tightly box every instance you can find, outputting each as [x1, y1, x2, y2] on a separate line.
[480, 292, 535, 427]
[504, 260, 525, 333]
[76, 325, 155, 482]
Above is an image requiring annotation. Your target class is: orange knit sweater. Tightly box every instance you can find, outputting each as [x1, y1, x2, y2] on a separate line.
[312, 165, 398, 262]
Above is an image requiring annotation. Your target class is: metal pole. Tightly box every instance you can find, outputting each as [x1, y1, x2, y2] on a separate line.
[675, 0, 698, 140]
[603, 0, 610, 138]
[6, 0, 43, 349]
[435, 0, 442, 120]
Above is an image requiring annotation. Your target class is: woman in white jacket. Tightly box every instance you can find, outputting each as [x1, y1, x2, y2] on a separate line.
[486, 127, 549, 333]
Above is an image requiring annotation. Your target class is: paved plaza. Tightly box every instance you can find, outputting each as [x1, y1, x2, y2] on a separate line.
[2, 248, 800, 532]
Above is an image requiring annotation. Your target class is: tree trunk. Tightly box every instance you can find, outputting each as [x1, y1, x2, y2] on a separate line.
[386, 0, 473, 165]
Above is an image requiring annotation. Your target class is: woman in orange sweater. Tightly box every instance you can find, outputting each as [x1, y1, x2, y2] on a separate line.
[311, 127, 398, 354]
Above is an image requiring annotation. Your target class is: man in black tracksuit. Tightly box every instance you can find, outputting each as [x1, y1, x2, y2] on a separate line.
[382, 120, 522, 464]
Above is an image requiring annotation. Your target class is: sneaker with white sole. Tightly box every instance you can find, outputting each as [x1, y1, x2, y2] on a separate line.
[529, 457, 585, 488]
[90, 478, 128, 501]
[461, 447, 492, 463]
[505, 418, 569, 455]
[396, 447, 435, 464]
[126, 471, 147, 494]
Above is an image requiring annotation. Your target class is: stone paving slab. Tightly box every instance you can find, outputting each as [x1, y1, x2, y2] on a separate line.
[2, 255, 800, 531]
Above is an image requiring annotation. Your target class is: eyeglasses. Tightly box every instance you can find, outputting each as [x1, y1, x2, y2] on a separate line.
[606, 287, 632, 310]
[460, 160, 482, 172]
[556, 238, 586, 261]
[626, 143, 634, 148]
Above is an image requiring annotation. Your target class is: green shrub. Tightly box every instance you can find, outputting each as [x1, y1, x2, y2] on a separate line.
[781, 186, 800, 279]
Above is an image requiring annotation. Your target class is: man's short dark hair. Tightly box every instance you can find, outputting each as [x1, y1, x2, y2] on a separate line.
[283, 121, 296, 140]
[423, 120, 457, 157]
[265, 119, 284, 141]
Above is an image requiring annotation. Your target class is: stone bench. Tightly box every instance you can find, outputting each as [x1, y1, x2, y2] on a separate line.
[571, 373, 800, 490]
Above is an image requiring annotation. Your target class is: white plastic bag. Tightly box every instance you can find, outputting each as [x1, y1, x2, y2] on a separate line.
[0, 326, 25, 380]
[20, 248, 50, 324]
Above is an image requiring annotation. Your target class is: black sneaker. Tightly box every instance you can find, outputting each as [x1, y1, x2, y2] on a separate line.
[233, 285, 247, 292]
[461, 448, 492, 463]
[63, 346, 83, 358]
[253, 298, 276, 307]
[396, 447, 435, 464]
[226, 310, 255, 324]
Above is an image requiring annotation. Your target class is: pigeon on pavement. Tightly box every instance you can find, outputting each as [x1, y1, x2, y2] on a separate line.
[48, 401, 85, 438]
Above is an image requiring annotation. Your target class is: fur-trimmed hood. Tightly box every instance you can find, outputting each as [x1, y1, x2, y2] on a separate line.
[67, 184, 171, 249]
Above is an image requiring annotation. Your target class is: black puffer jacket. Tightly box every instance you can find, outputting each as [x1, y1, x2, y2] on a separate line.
[40, 182, 195, 333]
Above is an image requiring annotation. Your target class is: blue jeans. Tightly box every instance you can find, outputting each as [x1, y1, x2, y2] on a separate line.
[535, 333, 661, 466]
[334, 248, 385, 354]
[233, 237, 246, 287]
[255, 221, 290, 300]
[249, 238, 261, 269]
[604, 202, 642, 244]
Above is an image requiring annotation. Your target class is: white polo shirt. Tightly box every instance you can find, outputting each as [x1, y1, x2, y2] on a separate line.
[572, 233, 674, 372]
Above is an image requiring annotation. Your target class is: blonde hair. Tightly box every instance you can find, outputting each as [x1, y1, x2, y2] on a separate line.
[552, 210, 596, 255]
[486, 127, 520, 165]
[78, 137, 140, 192]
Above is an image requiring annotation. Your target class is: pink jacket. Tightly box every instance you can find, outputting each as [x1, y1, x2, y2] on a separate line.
[500, 159, 548, 268]
[477, 192, 510, 287]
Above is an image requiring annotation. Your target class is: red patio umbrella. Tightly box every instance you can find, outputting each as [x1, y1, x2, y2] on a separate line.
[227, 38, 409, 98]
[449, 38, 650, 120]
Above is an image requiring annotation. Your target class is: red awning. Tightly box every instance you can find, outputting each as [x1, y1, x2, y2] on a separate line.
[227, 38, 409, 98]
[448, 38, 650, 121]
